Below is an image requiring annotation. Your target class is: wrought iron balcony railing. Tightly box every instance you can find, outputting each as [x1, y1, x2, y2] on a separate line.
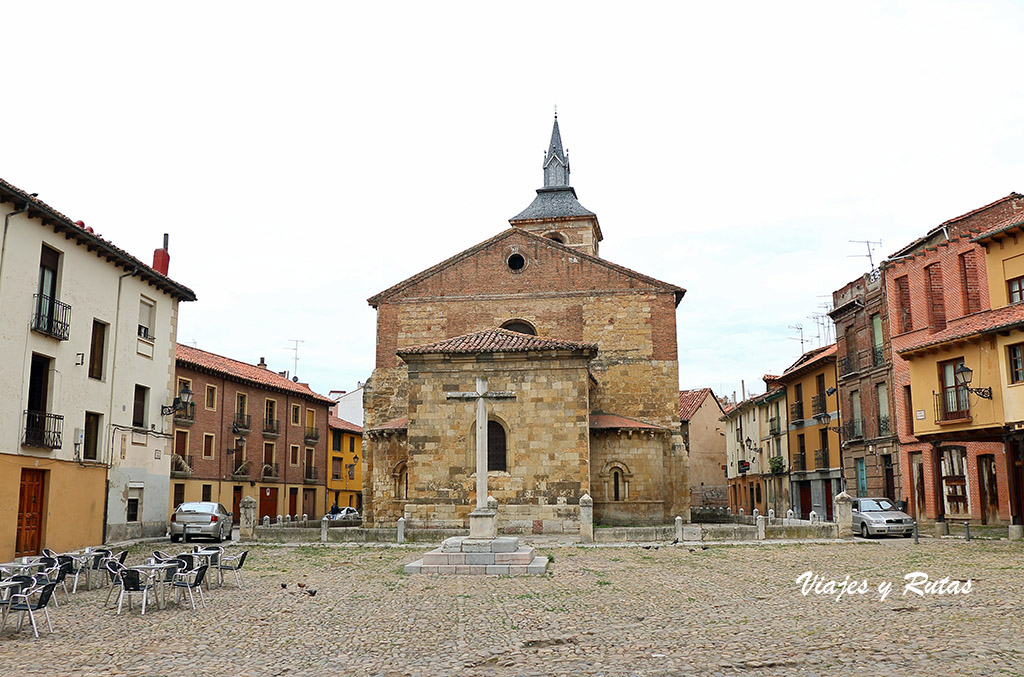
[838, 354, 860, 377]
[263, 418, 280, 436]
[23, 410, 63, 449]
[872, 345, 885, 367]
[844, 418, 864, 440]
[304, 466, 319, 484]
[792, 451, 806, 472]
[173, 401, 196, 423]
[769, 417, 781, 436]
[233, 413, 251, 432]
[811, 393, 827, 416]
[304, 426, 320, 442]
[171, 454, 194, 478]
[876, 415, 891, 437]
[261, 462, 280, 480]
[31, 294, 71, 341]
[814, 449, 829, 469]
[790, 401, 804, 421]
[231, 460, 251, 478]
[935, 389, 970, 422]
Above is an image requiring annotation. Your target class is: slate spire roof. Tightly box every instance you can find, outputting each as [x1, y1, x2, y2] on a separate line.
[510, 115, 596, 222]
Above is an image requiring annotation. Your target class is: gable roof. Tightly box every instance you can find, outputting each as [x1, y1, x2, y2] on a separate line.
[176, 345, 334, 405]
[589, 412, 667, 431]
[779, 344, 837, 381]
[897, 304, 1024, 357]
[889, 192, 1024, 259]
[367, 227, 685, 308]
[678, 388, 725, 422]
[0, 178, 196, 302]
[397, 328, 597, 357]
[971, 209, 1024, 244]
[328, 415, 362, 434]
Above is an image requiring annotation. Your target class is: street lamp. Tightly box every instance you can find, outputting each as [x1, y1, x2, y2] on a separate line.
[161, 383, 194, 416]
[954, 364, 993, 399]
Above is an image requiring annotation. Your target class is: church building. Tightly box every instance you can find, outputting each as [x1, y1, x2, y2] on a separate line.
[362, 117, 689, 531]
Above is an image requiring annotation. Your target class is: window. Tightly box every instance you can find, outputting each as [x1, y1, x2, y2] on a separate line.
[487, 420, 507, 472]
[895, 275, 912, 333]
[876, 382, 890, 436]
[236, 393, 247, 415]
[332, 457, 342, 480]
[332, 430, 342, 451]
[925, 263, 946, 330]
[177, 377, 191, 402]
[126, 488, 141, 522]
[138, 296, 155, 340]
[290, 444, 300, 466]
[84, 412, 101, 461]
[202, 484, 212, 502]
[203, 433, 215, 459]
[904, 385, 914, 435]
[88, 320, 107, 380]
[291, 404, 301, 425]
[348, 464, 355, 480]
[265, 399, 277, 426]
[870, 314, 884, 365]
[264, 442, 275, 466]
[173, 483, 185, 510]
[1010, 343, 1024, 384]
[500, 319, 537, 335]
[132, 385, 149, 428]
[1010, 275, 1024, 304]
[174, 429, 188, 459]
[349, 436, 355, 453]
[960, 251, 981, 314]
[856, 458, 867, 496]
[939, 358, 969, 420]
[205, 384, 217, 410]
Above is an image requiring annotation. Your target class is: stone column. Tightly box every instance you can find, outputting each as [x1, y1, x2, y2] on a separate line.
[397, 517, 406, 543]
[239, 495, 258, 541]
[674, 515, 683, 543]
[579, 494, 594, 544]
[321, 515, 329, 542]
[833, 491, 853, 539]
[1009, 524, 1023, 541]
[756, 515, 766, 540]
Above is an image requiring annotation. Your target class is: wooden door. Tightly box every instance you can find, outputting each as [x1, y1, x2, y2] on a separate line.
[978, 455, 1000, 525]
[17, 469, 45, 557]
[259, 487, 278, 521]
[232, 486, 242, 521]
[1011, 443, 1024, 525]
[912, 453, 926, 520]
[302, 488, 315, 518]
[289, 488, 298, 517]
[799, 482, 812, 518]
[824, 480, 834, 521]
[883, 455, 896, 501]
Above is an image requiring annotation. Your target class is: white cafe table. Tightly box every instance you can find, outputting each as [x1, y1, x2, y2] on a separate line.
[0, 559, 48, 577]
[129, 561, 179, 610]
[192, 549, 223, 589]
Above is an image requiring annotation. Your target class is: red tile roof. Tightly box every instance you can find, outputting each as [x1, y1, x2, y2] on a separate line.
[0, 178, 196, 302]
[589, 413, 667, 431]
[367, 416, 408, 433]
[329, 415, 362, 434]
[780, 344, 837, 379]
[397, 328, 598, 356]
[176, 345, 334, 404]
[897, 304, 1024, 356]
[678, 388, 711, 421]
[971, 209, 1024, 244]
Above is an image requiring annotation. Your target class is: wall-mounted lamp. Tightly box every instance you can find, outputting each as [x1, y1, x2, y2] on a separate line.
[955, 364, 993, 400]
[161, 384, 194, 416]
[826, 386, 837, 396]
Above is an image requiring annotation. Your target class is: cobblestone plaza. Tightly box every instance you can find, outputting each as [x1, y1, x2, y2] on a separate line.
[1, 539, 1021, 675]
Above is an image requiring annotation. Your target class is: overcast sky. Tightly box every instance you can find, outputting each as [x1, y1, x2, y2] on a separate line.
[4, 2, 1024, 404]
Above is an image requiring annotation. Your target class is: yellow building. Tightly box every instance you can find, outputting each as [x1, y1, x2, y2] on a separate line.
[328, 415, 363, 512]
[778, 344, 841, 519]
[897, 214, 1024, 528]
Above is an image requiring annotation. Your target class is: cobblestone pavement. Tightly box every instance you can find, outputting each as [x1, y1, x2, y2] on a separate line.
[1, 538, 1022, 675]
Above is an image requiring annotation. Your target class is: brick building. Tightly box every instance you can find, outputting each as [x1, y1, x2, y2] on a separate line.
[830, 271, 900, 500]
[171, 346, 334, 524]
[884, 194, 1024, 527]
[363, 117, 688, 530]
[678, 388, 727, 507]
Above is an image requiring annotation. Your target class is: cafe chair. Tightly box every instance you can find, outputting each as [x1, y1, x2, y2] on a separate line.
[172, 564, 208, 610]
[1, 582, 57, 638]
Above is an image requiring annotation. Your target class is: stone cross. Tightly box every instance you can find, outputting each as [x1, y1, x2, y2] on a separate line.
[446, 378, 516, 510]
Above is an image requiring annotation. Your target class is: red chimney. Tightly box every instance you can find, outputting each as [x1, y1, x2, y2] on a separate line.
[153, 233, 170, 276]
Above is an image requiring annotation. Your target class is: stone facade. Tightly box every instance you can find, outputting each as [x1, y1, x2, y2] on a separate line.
[679, 388, 728, 507]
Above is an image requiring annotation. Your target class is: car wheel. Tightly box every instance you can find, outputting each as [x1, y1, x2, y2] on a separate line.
[860, 523, 870, 539]
[170, 534, 180, 543]
[902, 531, 913, 538]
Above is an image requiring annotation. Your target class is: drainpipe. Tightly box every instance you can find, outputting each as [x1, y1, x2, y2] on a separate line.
[103, 266, 138, 542]
[0, 199, 33, 302]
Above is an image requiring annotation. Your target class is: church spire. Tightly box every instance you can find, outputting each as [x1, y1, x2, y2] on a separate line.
[543, 114, 570, 188]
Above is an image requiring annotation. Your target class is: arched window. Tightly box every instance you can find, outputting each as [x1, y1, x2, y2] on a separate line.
[487, 420, 507, 472]
[394, 461, 408, 500]
[613, 470, 621, 501]
[500, 319, 536, 336]
[544, 232, 566, 244]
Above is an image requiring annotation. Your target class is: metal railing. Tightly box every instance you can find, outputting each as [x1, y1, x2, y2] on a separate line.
[877, 414, 891, 437]
[232, 460, 251, 478]
[838, 354, 860, 377]
[305, 426, 320, 442]
[31, 294, 71, 341]
[23, 411, 63, 449]
[304, 466, 319, 484]
[872, 345, 885, 366]
[263, 418, 280, 435]
[261, 462, 279, 480]
[935, 388, 969, 421]
[844, 418, 864, 440]
[792, 451, 806, 472]
[811, 393, 827, 416]
[814, 449, 829, 469]
[790, 401, 804, 421]
[173, 402, 196, 422]
[233, 413, 251, 431]
[171, 454, 194, 478]
[769, 417, 781, 435]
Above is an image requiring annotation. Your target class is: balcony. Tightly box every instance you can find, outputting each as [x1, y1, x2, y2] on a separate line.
[231, 460, 251, 479]
[31, 294, 71, 341]
[769, 417, 781, 436]
[814, 449, 829, 469]
[843, 418, 864, 440]
[233, 413, 251, 433]
[789, 401, 804, 422]
[811, 393, 827, 416]
[304, 426, 320, 442]
[872, 345, 885, 367]
[173, 401, 196, 425]
[261, 462, 280, 481]
[792, 451, 806, 472]
[304, 466, 319, 484]
[838, 354, 860, 378]
[935, 387, 970, 422]
[171, 454, 194, 479]
[876, 415, 891, 437]
[23, 411, 63, 449]
[263, 418, 280, 437]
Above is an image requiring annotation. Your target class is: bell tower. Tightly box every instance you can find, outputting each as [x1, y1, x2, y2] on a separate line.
[509, 114, 603, 256]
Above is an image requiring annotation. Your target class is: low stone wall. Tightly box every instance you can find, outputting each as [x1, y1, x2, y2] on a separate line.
[254, 525, 468, 543]
[404, 502, 580, 535]
[594, 525, 676, 542]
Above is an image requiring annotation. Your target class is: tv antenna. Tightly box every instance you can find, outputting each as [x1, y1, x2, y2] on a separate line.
[788, 324, 805, 353]
[286, 339, 304, 379]
[849, 240, 883, 270]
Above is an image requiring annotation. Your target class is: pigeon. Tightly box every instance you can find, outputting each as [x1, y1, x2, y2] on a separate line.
[642, 545, 651, 550]
[297, 582, 306, 589]
[280, 583, 287, 589]
[671, 538, 679, 545]
[700, 545, 708, 550]
[305, 589, 317, 597]
[688, 548, 695, 553]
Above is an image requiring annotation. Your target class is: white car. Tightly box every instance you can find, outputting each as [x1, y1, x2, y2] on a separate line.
[170, 501, 233, 542]
[330, 507, 360, 521]
[852, 497, 915, 538]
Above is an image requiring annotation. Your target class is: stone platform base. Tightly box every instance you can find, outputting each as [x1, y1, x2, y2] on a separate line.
[404, 536, 548, 575]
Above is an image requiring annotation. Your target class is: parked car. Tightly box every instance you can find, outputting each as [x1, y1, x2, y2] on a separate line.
[330, 507, 360, 521]
[170, 501, 233, 542]
[851, 497, 914, 538]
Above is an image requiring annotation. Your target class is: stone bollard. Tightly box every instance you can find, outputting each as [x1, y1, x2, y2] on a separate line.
[833, 491, 853, 539]
[964, 521, 971, 542]
[768, 509, 775, 519]
[738, 508, 744, 515]
[240, 495, 258, 541]
[321, 515, 329, 542]
[397, 517, 406, 543]
[302, 513, 308, 524]
[809, 511, 818, 524]
[277, 514, 283, 525]
[285, 514, 292, 523]
[786, 509, 794, 519]
[579, 494, 594, 544]
[262, 515, 270, 527]
[1009, 524, 1024, 541]
[756, 515, 766, 540]
[675, 515, 683, 543]
[752, 508, 759, 518]
[935, 520, 949, 537]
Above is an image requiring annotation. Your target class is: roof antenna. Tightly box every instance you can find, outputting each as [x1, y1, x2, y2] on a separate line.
[848, 240, 883, 270]
[788, 324, 806, 353]
[285, 338, 304, 379]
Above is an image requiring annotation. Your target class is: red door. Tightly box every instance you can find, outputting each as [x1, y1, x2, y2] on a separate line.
[232, 486, 242, 522]
[289, 488, 298, 518]
[799, 482, 812, 519]
[824, 480, 834, 521]
[17, 469, 45, 557]
[259, 487, 278, 521]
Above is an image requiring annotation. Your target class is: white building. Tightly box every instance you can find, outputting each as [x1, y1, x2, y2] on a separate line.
[330, 384, 364, 426]
[0, 179, 196, 559]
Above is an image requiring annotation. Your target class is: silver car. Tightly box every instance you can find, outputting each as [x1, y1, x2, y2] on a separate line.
[852, 497, 915, 538]
[169, 501, 233, 543]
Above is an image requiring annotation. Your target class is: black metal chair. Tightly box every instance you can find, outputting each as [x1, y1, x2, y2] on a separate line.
[217, 550, 248, 589]
[171, 564, 208, 610]
[1, 582, 57, 638]
[103, 560, 128, 607]
[115, 568, 155, 615]
[57, 554, 85, 595]
[87, 549, 112, 589]
[0, 575, 36, 628]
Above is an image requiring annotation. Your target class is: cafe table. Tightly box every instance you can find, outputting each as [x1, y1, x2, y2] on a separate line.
[129, 560, 180, 610]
